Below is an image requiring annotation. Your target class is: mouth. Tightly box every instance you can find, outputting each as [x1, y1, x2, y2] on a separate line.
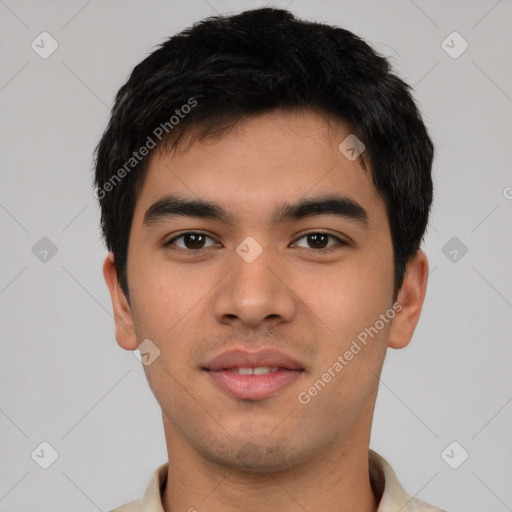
[203, 348, 305, 401]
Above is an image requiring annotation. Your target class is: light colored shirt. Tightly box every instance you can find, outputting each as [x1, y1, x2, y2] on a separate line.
[110, 450, 446, 512]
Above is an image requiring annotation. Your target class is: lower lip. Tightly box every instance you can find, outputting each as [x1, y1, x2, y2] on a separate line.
[206, 369, 303, 400]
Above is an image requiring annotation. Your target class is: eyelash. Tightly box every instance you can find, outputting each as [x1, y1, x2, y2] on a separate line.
[164, 231, 347, 256]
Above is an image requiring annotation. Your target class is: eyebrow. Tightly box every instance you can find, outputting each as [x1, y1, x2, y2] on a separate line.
[143, 194, 368, 228]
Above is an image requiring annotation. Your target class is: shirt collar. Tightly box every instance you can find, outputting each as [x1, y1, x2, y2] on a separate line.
[127, 450, 442, 512]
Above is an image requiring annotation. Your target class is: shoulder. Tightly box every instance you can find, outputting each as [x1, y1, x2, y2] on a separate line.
[407, 497, 448, 511]
[108, 499, 140, 512]
[108, 462, 168, 512]
[369, 450, 447, 512]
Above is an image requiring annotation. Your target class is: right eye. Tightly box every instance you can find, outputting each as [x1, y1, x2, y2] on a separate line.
[164, 232, 220, 252]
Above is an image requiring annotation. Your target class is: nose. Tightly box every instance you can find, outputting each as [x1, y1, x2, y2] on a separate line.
[212, 242, 297, 330]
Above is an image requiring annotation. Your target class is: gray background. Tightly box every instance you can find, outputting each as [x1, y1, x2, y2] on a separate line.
[1, 0, 511, 511]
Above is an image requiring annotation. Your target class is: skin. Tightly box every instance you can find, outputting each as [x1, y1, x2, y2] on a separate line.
[104, 109, 428, 512]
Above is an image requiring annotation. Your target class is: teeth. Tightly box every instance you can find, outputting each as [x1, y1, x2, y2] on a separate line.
[253, 366, 271, 375]
[232, 367, 280, 375]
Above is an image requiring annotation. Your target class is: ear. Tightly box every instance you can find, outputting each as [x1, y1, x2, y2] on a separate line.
[388, 250, 429, 350]
[103, 253, 139, 351]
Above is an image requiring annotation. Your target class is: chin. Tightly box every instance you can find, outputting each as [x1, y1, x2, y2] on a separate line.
[196, 435, 307, 474]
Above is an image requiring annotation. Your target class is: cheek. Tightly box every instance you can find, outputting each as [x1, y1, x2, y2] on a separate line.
[299, 256, 394, 344]
[295, 268, 392, 422]
[127, 252, 201, 336]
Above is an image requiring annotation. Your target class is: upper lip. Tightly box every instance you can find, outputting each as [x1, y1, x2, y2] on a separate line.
[203, 348, 305, 371]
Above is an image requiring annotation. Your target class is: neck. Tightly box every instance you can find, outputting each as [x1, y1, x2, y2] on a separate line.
[161, 418, 378, 512]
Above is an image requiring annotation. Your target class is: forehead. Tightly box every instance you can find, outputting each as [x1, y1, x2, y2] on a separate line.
[132, 109, 385, 227]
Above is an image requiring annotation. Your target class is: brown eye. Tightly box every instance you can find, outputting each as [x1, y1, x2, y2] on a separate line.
[166, 232, 217, 251]
[306, 233, 329, 249]
[293, 232, 344, 251]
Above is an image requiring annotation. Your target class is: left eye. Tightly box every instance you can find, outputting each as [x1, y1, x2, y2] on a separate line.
[292, 232, 343, 250]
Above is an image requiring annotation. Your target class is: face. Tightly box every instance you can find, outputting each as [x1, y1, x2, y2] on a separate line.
[105, 109, 426, 473]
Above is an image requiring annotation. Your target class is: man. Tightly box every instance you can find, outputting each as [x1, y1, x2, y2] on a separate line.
[95, 7, 445, 512]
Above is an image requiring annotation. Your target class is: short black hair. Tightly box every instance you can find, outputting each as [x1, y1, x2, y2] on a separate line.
[94, 7, 434, 299]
